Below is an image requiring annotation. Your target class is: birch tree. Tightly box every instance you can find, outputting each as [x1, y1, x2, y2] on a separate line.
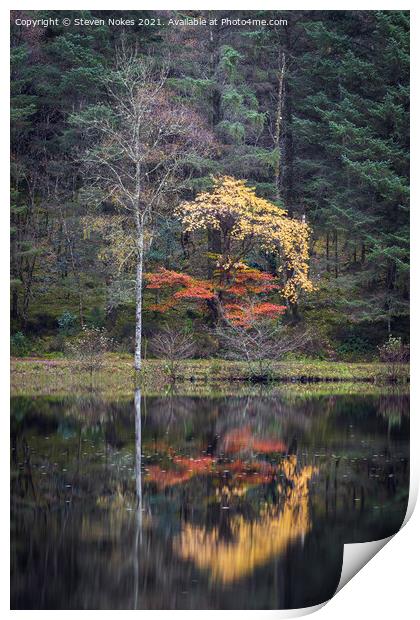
[72, 50, 213, 371]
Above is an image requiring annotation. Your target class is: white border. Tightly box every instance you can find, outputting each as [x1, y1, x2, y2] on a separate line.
[2, 2, 418, 618]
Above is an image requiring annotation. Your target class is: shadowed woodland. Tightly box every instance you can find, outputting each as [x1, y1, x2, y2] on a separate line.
[11, 10, 409, 367]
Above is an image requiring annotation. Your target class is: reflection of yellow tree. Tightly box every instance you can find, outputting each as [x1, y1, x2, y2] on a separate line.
[173, 456, 317, 584]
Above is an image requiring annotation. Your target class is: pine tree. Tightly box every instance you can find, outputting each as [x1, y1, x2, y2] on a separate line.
[289, 11, 409, 339]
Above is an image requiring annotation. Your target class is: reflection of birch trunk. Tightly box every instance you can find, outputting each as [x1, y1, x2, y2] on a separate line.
[135, 388, 143, 511]
[133, 387, 142, 609]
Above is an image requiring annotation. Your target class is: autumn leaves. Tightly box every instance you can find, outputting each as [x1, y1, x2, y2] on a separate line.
[146, 175, 313, 326]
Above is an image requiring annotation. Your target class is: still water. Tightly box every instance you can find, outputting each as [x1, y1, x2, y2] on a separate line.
[11, 390, 409, 609]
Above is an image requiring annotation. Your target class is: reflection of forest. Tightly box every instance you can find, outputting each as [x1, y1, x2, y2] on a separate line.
[11, 392, 409, 609]
[378, 393, 409, 432]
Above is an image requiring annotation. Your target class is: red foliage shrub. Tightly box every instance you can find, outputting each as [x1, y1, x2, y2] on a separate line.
[145, 264, 285, 328]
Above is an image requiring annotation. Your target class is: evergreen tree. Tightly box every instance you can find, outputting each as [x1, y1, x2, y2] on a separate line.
[289, 11, 409, 338]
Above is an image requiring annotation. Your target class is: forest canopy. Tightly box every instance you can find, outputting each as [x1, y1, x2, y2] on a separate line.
[10, 9, 409, 360]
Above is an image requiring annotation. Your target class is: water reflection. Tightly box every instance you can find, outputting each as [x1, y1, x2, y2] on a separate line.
[133, 387, 142, 609]
[174, 456, 317, 583]
[11, 390, 409, 609]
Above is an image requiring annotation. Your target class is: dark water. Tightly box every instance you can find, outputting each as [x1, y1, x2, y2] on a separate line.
[11, 390, 409, 610]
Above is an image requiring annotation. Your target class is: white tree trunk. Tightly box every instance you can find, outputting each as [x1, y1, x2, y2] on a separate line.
[134, 218, 144, 372]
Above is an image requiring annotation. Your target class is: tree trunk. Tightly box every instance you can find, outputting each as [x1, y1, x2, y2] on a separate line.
[274, 50, 286, 202]
[207, 226, 222, 278]
[22, 257, 36, 327]
[334, 230, 339, 278]
[209, 21, 221, 130]
[207, 23, 222, 276]
[283, 28, 294, 214]
[134, 218, 144, 372]
[326, 231, 330, 272]
[289, 300, 300, 323]
[11, 288, 18, 320]
[60, 203, 84, 327]
[68, 240, 84, 328]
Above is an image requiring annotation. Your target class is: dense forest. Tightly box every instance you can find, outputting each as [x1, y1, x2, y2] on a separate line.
[10, 9, 409, 361]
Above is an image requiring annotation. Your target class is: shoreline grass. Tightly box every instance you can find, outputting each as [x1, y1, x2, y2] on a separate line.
[11, 355, 409, 397]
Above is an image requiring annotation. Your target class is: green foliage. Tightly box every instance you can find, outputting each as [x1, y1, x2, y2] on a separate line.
[167, 76, 216, 97]
[85, 306, 106, 329]
[336, 336, 372, 359]
[378, 335, 408, 361]
[221, 87, 244, 112]
[9, 9, 409, 358]
[219, 45, 243, 79]
[58, 311, 77, 336]
[66, 326, 111, 376]
[216, 120, 245, 143]
[377, 335, 409, 382]
[290, 10, 409, 330]
[11, 332, 30, 357]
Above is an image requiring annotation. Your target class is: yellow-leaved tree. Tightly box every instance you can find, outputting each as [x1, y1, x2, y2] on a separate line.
[175, 175, 313, 304]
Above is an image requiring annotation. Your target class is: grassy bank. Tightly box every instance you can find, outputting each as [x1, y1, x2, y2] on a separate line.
[11, 355, 409, 396]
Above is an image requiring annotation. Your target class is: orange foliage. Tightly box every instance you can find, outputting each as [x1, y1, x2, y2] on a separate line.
[146, 465, 193, 489]
[145, 268, 214, 311]
[252, 303, 287, 319]
[222, 427, 287, 454]
[224, 302, 286, 326]
[145, 456, 214, 490]
[173, 456, 214, 473]
[145, 268, 194, 289]
[146, 457, 280, 491]
[146, 264, 286, 327]
[173, 287, 214, 301]
[220, 459, 278, 486]
[145, 442, 289, 490]
[221, 267, 280, 296]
